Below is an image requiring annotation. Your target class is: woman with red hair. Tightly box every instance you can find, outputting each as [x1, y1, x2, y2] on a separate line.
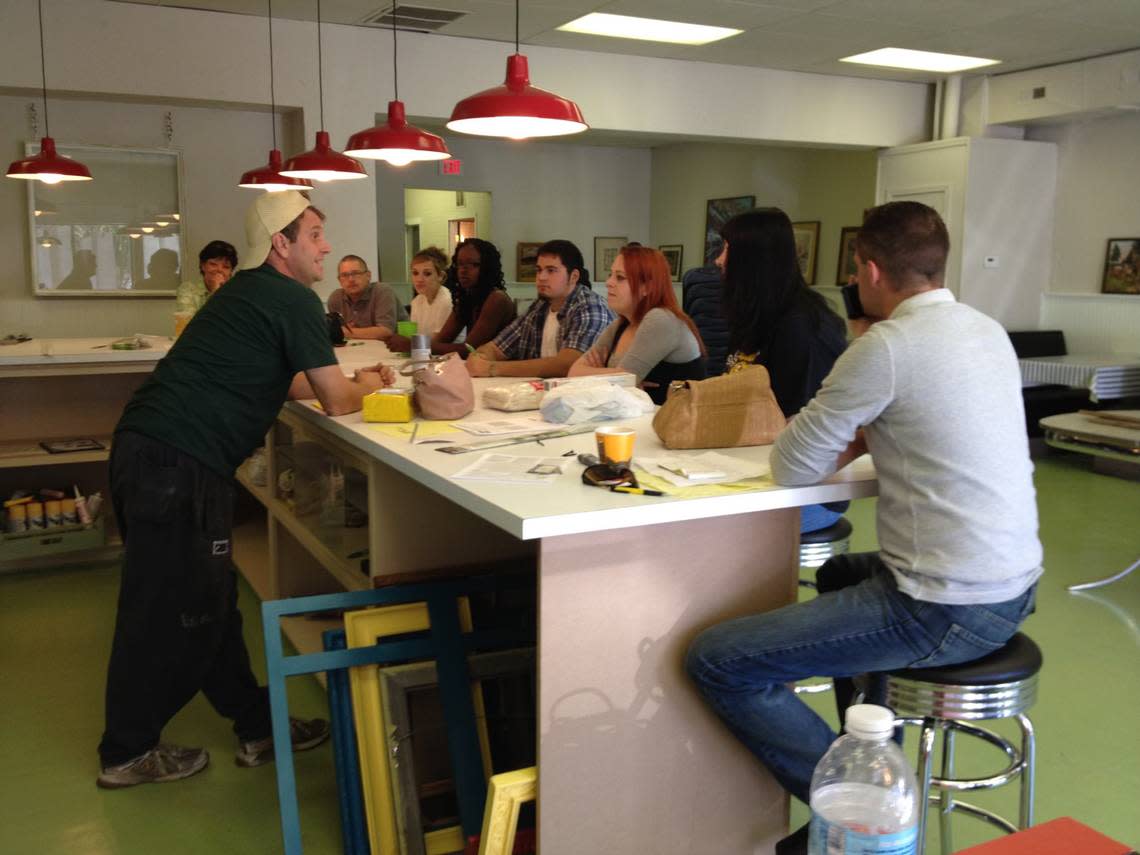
[569, 245, 705, 403]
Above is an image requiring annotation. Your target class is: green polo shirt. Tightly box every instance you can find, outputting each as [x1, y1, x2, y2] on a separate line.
[117, 264, 337, 477]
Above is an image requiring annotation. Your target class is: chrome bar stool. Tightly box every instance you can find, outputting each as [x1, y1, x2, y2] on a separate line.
[886, 632, 1042, 855]
[799, 517, 853, 571]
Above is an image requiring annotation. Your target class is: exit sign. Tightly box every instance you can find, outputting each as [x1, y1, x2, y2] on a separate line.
[441, 158, 462, 176]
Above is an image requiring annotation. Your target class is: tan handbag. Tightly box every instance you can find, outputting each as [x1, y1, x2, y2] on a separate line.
[652, 365, 785, 449]
[412, 352, 475, 419]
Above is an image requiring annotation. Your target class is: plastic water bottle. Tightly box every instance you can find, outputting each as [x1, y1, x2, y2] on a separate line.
[808, 704, 918, 855]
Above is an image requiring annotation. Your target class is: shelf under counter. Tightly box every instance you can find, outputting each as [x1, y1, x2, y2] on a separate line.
[0, 436, 113, 470]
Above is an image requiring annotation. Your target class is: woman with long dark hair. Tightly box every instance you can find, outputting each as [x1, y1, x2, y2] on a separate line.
[718, 208, 848, 531]
[431, 238, 516, 356]
[569, 244, 705, 403]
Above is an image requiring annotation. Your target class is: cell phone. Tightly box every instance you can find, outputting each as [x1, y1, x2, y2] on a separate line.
[840, 282, 865, 320]
[326, 311, 347, 347]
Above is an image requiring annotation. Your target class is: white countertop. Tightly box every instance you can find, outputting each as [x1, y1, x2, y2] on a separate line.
[0, 336, 173, 367]
[287, 359, 877, 540]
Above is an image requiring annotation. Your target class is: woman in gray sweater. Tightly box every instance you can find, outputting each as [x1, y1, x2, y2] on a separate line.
[569, 244, 705, 403]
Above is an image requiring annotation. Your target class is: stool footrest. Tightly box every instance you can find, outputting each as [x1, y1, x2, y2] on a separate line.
[925, 797, 1019, 836]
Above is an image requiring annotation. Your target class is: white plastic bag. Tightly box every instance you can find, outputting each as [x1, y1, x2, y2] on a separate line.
[539, 378, 655, 424]
[483, 380, 545, 411]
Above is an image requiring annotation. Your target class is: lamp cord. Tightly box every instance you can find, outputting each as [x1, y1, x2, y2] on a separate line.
[267, 0, 277, 151]
[37, 0, 49, 137]
[317, 0, 325, 130]
[392, 0, 399, 100]
[514, 0, 519, 54]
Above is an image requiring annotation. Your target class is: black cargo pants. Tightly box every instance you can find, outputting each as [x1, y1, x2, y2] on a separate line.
[98, 431, 270, 766]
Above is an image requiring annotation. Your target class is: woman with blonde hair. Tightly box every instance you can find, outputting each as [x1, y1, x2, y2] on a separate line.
[408, 246, 452, 336]
[569, 244, 705, 403]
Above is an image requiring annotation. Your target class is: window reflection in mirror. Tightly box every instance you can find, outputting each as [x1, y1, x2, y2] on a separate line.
[28, 144, 184, 296]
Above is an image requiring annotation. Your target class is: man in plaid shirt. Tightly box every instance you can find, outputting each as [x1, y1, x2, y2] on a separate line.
[467, 239, 614, 378]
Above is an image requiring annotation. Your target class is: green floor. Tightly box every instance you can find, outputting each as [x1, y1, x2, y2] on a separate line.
[1, 451, 1136, 854]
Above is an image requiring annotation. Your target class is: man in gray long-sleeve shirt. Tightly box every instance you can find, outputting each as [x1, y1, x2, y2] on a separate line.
[686, 202, 1041, 855]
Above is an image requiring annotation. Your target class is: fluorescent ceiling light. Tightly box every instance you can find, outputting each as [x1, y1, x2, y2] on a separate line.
[558, 13, 741, 46]
[841, 47, 1000, 73]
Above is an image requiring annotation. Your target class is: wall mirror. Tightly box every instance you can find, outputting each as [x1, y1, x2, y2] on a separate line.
[27, 143, 185, 297]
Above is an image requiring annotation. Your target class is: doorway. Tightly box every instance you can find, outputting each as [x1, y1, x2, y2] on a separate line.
[403, 188, 492, 270]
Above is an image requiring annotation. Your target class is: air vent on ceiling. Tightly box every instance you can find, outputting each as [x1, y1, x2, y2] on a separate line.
[360, 5, 464, 32]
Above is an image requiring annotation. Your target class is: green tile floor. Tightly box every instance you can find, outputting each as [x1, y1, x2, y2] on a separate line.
[1, 450, 1136, 854]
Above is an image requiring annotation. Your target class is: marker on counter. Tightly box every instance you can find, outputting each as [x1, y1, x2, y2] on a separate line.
[610, 486, 665, 497]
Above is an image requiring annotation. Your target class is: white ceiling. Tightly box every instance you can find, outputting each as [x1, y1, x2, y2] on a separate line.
[113, 0, 1140, 83]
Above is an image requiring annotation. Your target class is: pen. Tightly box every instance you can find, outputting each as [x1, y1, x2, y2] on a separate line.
[409, 422, 420, 444]
[610, 486, 665, 497]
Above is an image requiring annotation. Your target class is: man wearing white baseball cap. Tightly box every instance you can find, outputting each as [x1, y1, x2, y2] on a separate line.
[97, 190, 395, 789]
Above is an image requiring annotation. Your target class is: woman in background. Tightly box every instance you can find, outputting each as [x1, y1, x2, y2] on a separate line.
[431, 238, 516, 357]
[717, 208, 848, 532]
[408, 246, 453, 336]
[569, 244, 705, 404]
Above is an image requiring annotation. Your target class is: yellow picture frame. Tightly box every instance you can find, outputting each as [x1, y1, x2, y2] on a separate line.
[345, 600, 492, 855]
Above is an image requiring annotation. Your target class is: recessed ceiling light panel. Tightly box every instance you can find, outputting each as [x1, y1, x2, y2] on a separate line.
[558, 13, 741, 46]
[841, 47, 1000, 73]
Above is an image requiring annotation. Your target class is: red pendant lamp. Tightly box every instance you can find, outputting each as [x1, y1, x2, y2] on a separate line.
[345, 1, 449, 167]
[281, 0, 367, 182]
[446, 0, 587, 141]
[6, 0, 92, 184]
[240, 0, 313, 191]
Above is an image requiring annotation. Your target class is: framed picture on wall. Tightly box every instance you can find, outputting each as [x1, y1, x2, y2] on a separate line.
[1101, 237, 1140, 294]
[594, 236, 627, 282]
[791, 221, 821, 285]
[659, 245, 683, 281]
[516, 241, 542, 282]
[704, 196, 755, 265]
[835, 226, 860, 286]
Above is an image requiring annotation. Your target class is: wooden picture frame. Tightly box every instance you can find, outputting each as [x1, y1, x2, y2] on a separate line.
[516, 242, 542, 282]
[704, 196, 755, 265]
[593, 236, 627, 282]
[835, 226, 860, 286]
[380, 649, 536, 855]
[1102, 238, 1140, 295]
[791, 220, 821, 285]
[659, 245, 683, 281]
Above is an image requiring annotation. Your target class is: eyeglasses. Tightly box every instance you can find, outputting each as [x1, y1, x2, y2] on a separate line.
[338, 270, 368, 280]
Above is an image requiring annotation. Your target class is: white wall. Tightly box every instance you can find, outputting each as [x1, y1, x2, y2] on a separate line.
[650, 143, 878, 288]
[1022, 112, 1140, 350]
[1027, 112, 1140, 294]
[375, 137, 652, 286]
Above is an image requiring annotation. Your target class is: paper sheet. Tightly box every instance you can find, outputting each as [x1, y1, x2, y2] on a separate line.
[450, 415, 548, 436]
[637, 452, 770, 487]
[368, 421, 461, 443]
[452, 454, 570, 485]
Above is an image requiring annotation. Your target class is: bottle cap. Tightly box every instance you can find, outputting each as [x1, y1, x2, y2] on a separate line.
[844, 704, 896, 740]
[410, 334, 431, 351]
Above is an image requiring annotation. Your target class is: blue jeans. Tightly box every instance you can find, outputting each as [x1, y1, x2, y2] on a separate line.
[684, 552, 1036, 804]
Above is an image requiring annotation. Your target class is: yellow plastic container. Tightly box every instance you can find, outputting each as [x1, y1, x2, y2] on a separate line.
[362, 389, 414, 423]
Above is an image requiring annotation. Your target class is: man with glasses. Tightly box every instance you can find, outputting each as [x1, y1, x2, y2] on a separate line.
[327, 254, 408, 341]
